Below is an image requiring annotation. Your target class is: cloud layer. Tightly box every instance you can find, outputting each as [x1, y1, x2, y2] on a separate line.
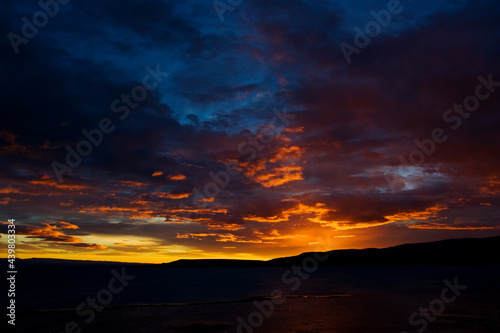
[1, 0, 499, 263]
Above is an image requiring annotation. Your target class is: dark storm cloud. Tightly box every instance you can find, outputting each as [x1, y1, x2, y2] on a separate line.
[0, 0, 499, 260]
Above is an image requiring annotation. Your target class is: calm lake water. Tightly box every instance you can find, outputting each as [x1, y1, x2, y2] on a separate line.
[14, 264, 500, 332]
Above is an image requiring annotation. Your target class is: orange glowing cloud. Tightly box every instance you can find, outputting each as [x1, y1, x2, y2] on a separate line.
[243, 202, 404, 230]
[20, 222, 82, 243]
[254, 229, 306, 242]
[176, 232, 262, 243]
[254, 165, 303, 187]
[0, 197, 13, 205]
[79, 205, 159, 219]
[168, 207, 228, 214]
[165, 193, 190, 199]
[284, 127, 304, 134]
[244, 202, 331, 222]
[117, 180, 148, 188]
[28, 176, 89, 191]
[384, 204, 446, 223]
[73, 243, 108, 249]
[149, 191, 191, 200]
[165, 207, 229, 225]
[0, 187, 22, 194]
[407, 223, 500, 230]
[169, 174, 187, 181]
[15, 221, 107, 249]
[237, 145, 305, 187]
[206, 222, 244, 231]
[243, 202, 348, 228]
[152, 171, 164, 177]
[480, 175, 500, 195]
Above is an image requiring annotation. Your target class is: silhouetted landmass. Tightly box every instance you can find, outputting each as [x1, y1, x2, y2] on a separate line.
[16, 235, 500, 267]
[267, 235, 500, 267]
[165, 235, 500, 267]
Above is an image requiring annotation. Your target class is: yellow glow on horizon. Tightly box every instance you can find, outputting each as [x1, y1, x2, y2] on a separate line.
[13, 245, 271, 264]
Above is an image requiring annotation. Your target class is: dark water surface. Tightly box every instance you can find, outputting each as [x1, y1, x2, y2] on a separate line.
[13, 264, 500, 332]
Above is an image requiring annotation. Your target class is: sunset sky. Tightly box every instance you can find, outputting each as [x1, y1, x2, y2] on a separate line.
[1, 0, 499, 263]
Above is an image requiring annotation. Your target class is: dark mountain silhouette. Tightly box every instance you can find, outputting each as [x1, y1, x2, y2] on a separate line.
[165, 235, 500, 267]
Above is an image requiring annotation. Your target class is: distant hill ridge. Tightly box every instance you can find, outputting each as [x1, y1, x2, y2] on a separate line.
[16, 235, 500, 266]
[166, 235, 500, 267]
